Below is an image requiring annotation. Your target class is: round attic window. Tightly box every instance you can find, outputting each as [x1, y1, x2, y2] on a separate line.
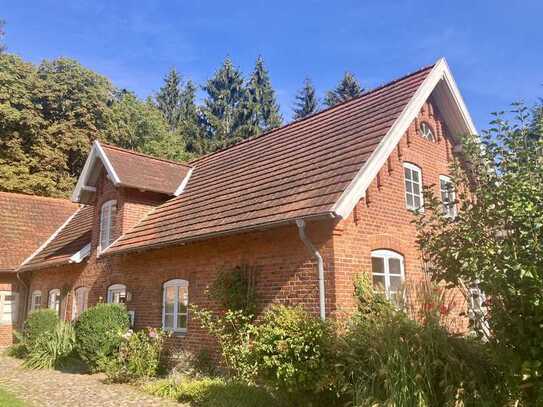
[419, 122, 435, 142]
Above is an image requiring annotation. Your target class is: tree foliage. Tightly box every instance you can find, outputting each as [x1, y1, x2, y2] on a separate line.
[0, 54, 191, 196]
[201, 57, 247, 151]
[0, 20, 6, 54]
[244, 56, 282, 135]
[324, 72, 363, 107]
[292, 78, 319, 120]
[416, 103, 543, 403]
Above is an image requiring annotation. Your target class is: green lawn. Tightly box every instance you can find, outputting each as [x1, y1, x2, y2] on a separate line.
[0, 387, 26, 407]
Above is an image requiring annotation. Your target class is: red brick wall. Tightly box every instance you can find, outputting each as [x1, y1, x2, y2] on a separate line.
[0, 273, 21, 347]
[330, 100, 467, 331]
[27, 220, 333, 354]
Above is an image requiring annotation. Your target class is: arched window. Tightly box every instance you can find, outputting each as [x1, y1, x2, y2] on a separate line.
[419, 121, 435, 142]
[371, 250, 405, 304]
[107, 284, 127, 304]
[162, 279, 189, 333]
[403, 163, 423, 211]
[48, 289, 61, 314]
[30, 290, 42, 312]
[99, 200, 117, 252]
[72, 287, 89, 320]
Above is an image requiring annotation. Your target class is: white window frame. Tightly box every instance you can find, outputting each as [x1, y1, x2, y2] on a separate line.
[48, 289, 61, 314]
[162, 279, 189, 333]
[420, 121, 435, 142]
[371, 249, 405, 301]
[99, 200, 116, 253]
[403, 163, 424, 211]
[0, 291, 18, 324]
[30, 290, 42, 312]
[439, 175, 457, 218]
[72, 287, 89, 320]
[107, 284, 127, 304]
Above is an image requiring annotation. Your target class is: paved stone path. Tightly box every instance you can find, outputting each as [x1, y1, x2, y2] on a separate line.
[0, 356, 182, 406]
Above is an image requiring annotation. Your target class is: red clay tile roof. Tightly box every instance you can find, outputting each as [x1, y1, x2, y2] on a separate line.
[105, 64, 434, 255]
[20, 205, 94, 271]
[0, 192, 79, 272]
[101, 144, 192, 195]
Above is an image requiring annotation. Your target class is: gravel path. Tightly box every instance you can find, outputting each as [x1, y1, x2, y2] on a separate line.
[0, 356, 182, 406]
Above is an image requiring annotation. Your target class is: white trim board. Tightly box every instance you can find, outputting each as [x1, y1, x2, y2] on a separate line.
[71, 140, 121, 202]
[174, 167, 194, 196]
[331, 57, 477, 219]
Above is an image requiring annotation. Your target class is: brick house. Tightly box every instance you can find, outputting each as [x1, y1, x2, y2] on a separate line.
[1, 58, 476, 351]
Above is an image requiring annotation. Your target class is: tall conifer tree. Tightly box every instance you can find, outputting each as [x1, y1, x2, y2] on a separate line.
[244, 56, 282, 136]
[292, 78, 319, 120]
[324, 72, 363, 107]
[156, 68, 182, 132]
[201, 57, 246, 150]
[0, 20, 6, 54]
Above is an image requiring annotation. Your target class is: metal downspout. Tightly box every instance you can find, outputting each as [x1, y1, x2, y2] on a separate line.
[295, 219, 326, 320]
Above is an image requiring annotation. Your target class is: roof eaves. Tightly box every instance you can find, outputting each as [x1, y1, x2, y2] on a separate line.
[17, 206, 82, 272]
[104, 211, 337, 257]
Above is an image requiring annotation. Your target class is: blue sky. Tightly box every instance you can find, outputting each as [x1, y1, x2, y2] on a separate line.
[2, 0, 542, 129]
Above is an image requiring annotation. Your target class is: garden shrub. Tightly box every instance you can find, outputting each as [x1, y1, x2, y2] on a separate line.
[23, 320, 76, 369]
[252, 305, 332, 399]
[22, 309, 59, 351]
[100, 328, 166, 383]
[191, 306, 257, 382]
[208, 264, 258, 313]
[6, 331, 28, 359]
[74, 303, 130, 370]
[334, 276, 508, 407]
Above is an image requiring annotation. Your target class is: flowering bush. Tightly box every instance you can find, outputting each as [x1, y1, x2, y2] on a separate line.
[100, 327, 168, 383]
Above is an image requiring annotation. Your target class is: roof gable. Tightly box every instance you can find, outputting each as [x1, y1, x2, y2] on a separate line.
[71, 141, 193, 203]
[0, 192, 79, 271]
[331, 57, 476, 218]
[19, 205, 94, 271]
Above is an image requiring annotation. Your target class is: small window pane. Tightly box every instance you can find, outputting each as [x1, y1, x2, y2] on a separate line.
[390, 275, 403, 291]
[406, 194, 414, 208]
[372, 274, 386, 291]
[165, 287, 175, 303]
[414, 196, 421, 209]
[389, 258, 402, 275]
[371, 257, 385, 274]
[177, 314, 187, 329]
[164, 314, 174, 328]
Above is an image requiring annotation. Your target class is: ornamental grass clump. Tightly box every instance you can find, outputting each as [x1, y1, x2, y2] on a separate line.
[23, 320, 76, 370]
[333, 274, 508, 407]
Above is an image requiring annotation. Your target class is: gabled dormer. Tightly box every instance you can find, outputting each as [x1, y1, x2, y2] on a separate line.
[71, 141, 193, 253]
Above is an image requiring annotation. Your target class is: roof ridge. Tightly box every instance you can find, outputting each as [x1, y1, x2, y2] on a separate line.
[100, 142, 193, 168]
[190, 61, 436, 165]
[0, 191, 76, 205]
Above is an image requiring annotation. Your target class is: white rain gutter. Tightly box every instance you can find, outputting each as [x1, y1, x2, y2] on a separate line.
[295, 219, 326, 320]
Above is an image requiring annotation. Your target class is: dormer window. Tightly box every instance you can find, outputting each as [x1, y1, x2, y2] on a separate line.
[99, 200, 117, 252]
[419, 122, 435, 142]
